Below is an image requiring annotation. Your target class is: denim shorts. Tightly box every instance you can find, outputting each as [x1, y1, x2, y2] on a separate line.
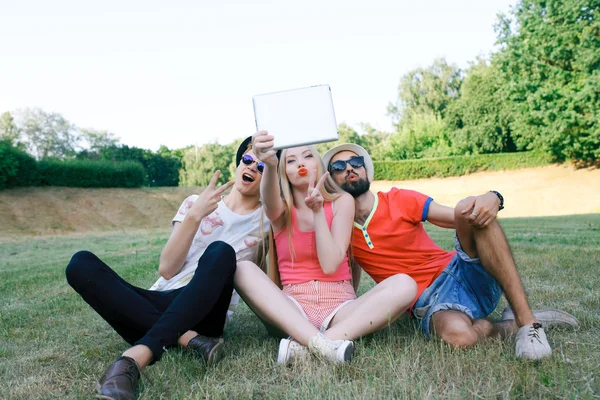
[411, 234, 503, 339]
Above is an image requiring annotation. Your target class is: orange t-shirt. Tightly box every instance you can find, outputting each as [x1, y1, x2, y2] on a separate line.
[352, 188, 455, 303]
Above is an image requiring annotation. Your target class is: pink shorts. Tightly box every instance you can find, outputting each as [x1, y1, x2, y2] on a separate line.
[282, 280, 356, 332]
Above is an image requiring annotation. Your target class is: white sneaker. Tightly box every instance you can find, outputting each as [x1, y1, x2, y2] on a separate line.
[307, 333, 354, 364]
[501, 307, 580, 330]
[515, 323, 552, 359]
[277, 338, 309, 365]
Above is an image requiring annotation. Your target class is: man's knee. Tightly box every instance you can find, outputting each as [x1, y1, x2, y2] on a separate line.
[432, 311, 479, 348]
[436, 324, 479, 348]
[454, 197, 476, 221]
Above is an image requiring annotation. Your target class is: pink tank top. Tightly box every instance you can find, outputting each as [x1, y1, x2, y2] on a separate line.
[274, 201, 352, 285]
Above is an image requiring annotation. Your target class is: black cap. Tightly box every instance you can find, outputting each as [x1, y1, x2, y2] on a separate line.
[235, 136, 281, 167]
[235, 136, 253, 167]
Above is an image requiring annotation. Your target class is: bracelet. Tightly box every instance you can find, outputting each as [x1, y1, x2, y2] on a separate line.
[490, 190, 504, 211]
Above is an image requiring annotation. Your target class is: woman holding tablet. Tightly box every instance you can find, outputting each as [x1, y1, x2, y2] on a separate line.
[234, 131, 417, 365]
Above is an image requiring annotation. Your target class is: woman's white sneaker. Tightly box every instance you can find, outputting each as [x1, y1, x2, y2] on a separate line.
[277, 338, 309, 365]
[308, 333, 354, 364]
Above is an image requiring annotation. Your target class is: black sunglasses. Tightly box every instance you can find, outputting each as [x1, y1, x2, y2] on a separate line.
[328, 156, 365, 173]
[242, 154, 264, 173]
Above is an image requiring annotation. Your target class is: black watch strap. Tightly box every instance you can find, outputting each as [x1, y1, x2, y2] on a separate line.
[490, 190, 504, 211]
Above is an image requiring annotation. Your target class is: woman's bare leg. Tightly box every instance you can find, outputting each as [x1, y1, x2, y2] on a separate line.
[234, 261, 319, 345]
[325, 274, 417, 340]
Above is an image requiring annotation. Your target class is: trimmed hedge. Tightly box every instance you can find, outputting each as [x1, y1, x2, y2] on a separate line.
[373, 151, 553, 181]
[36, 159, 145, 188]
[0, 140, 37, 189]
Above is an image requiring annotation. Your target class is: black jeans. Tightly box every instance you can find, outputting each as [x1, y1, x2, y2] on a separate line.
[65, 241, 236, 362]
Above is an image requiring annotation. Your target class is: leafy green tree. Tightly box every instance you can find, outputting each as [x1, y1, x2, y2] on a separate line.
[388, 58, 463, 126]
[16, 108, 78, 159]
[315, 123, 393, 162]
[80, 128, 120, 152]
[315, 123, 361, 155]
[494, 0, 600, 161]
[0, 112, 21, 147]
[446, 59, 517, 154]
[179, 142, 236, 187]
[385, 112, 453, 160]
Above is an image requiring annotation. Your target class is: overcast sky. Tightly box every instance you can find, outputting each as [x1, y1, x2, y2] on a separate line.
[0, 0, 516, 150]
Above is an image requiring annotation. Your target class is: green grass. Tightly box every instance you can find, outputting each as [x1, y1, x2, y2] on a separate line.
[1, 215, 599, 399]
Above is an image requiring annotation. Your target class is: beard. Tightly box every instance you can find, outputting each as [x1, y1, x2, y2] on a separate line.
[340, 175, 371, 198]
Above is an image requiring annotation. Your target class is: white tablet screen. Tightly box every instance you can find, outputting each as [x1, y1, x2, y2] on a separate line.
[252, 84, 339, 150]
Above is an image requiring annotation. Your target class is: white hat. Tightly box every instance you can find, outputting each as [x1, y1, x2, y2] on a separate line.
[322, 143, 374, 182]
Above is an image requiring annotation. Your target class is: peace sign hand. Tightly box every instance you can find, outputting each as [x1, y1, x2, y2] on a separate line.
[188, 170, 234, 221]
[305, 171, 329, 212]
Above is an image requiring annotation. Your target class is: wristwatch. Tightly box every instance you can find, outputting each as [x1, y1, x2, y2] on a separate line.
[490, 190, 504, 211]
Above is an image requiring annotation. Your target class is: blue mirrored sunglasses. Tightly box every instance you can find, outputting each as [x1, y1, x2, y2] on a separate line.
[242, 154, 264, 173]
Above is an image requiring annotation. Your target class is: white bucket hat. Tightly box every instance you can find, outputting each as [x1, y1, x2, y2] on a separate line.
[322, 143, 374, 182]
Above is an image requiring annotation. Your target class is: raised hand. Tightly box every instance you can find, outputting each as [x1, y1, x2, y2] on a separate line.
[251, 130, 279, 166]
[460, 192, 501, 227]
[305, 171, 329, 212]
[188, 171, 234, 221]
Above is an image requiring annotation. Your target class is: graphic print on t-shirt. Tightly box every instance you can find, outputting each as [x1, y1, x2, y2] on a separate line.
[244, 237, 259, 247]
[201, 212, 224, 235]
[178, 198, 195, 216]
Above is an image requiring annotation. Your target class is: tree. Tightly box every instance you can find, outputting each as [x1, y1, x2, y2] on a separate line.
[0, 112, 21, 147]
[386, 112, 453, 160]
[388, 58, 463, 126]
[80, 128, 120, 152]
[179, 142, 236, 187]
[16, 108, 78, 159]
[494, 0, 600, 161]
[446, 59, 517, 154]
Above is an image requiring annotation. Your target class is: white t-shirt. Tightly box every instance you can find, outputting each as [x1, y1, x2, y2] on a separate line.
[150, 195, 270, 322]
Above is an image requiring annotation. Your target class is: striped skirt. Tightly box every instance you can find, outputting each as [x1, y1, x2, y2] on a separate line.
[282, 280, 356, 331]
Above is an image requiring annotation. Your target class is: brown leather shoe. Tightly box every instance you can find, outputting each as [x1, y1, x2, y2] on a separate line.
[187, 335, 225, 366]
[96, 356, 140, 400]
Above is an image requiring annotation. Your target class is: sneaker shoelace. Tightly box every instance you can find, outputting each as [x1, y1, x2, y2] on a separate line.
[527, 322, 543, 343]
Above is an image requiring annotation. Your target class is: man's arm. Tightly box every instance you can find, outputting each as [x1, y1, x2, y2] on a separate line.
[426, 191, 502, 229]
[458, 191, 501, 228]
[426, 201, 455, 229]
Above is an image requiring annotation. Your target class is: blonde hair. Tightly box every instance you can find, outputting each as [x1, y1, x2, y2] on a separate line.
[267, 145, 360, 291]
[239, 140, 270, 272]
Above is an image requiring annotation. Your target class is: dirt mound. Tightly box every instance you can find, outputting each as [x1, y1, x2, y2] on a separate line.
[1, 165, 598, 239]
[0, 187, 197, 238]
[371, 164, 600, 218]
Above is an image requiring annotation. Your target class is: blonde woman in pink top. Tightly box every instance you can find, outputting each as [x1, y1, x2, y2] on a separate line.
[233, 131, 418, 365]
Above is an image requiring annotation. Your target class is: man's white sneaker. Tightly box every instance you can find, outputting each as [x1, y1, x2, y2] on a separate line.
[515, 323, 552, 359]
[307, 333, 354, 364]
[277, 338, 309, 365]
[501, 307, 580, 330]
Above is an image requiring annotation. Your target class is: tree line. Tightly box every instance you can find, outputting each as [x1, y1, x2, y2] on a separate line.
[1, 0, 597, 189]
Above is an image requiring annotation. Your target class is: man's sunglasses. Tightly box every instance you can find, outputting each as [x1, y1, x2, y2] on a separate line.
[242, 154, 264, 173]
[328, 156, 365, 173]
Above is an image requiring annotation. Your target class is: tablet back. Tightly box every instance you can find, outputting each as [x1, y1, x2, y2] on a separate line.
[252, 84, 339, 150]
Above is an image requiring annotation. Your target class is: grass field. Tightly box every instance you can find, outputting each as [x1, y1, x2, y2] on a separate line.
[1, 214, 599, 399]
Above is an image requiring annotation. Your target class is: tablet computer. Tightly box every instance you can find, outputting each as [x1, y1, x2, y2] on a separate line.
[252, 84, 339, 150]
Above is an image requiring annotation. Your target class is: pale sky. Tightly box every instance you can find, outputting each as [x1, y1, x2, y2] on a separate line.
[0, 0, 515, 151]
